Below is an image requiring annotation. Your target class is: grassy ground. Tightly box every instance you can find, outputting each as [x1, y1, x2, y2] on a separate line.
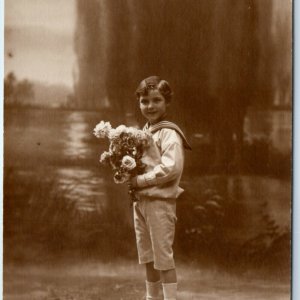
[4, 261, 290, 300]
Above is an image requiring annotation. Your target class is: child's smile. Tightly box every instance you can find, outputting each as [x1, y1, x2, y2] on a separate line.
[139, 89, 169, 124]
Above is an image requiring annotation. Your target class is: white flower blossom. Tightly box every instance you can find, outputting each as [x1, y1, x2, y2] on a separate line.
[108, 128, 120, 140]
[114, 172, 130, 184]
[93, 121, 112, 138]
[134, 130, 152, 146]
[99, 151, 111, 164]
[132, 147, 137, 156]
[121, 155, 137, 171]
[115, 125, 127, 135]
[126, 127, 139, 136]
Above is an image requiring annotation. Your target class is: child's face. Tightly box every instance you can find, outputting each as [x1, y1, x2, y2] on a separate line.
[139, 89, 169, 124]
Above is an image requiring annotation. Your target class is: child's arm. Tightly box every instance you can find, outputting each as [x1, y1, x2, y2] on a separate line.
[132, 129, 184, 188]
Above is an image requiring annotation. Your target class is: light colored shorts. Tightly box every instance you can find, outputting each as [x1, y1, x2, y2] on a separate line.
[133, 198, 177, 271]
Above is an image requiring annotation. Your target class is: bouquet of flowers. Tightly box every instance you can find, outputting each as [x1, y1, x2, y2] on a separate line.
[93, 121, 152, 202]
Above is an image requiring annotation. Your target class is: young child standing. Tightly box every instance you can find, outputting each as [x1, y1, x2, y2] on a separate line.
[130, 76, 191, 300]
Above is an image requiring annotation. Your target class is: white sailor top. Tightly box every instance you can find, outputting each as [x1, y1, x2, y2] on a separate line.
[135, 121, 191, 200]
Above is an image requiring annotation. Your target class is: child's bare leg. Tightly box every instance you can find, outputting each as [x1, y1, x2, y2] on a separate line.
[161, 269, 177, 300]
[146, 262, 161, 282]
[145, 262, 161, 300]
[161, 268, 177, 283]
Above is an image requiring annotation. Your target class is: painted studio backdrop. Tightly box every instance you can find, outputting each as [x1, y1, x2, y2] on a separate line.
[4, 0, 292, 299]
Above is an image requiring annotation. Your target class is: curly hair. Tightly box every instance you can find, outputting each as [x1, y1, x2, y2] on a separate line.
[135, 76, 173, 103]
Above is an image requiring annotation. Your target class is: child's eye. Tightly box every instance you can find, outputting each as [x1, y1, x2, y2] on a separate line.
[140, 99, 148, 105]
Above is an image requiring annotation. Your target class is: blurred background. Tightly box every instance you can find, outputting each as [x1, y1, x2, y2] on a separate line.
[4, 0, 292, 297]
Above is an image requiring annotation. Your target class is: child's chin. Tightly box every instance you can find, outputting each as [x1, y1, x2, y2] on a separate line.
[147, 114, 160, 122]
[148, 118, 159, 124]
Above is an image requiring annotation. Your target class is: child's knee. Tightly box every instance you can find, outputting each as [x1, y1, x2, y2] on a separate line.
[146, 261, 155, 270]
[146, 262, 161, 282]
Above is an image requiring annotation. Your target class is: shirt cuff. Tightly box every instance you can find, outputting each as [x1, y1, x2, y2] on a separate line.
[136, 172, 157, 187]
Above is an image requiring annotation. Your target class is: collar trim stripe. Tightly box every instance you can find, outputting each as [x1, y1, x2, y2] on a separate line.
[144, 121, 192, 150]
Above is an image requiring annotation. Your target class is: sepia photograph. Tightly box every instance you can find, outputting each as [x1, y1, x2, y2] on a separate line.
[3, 0, 292, 299]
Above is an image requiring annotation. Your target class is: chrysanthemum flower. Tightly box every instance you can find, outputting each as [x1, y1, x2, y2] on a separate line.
[115, 125, 127, 135]
[108, 128, 121, 141]
[121, 155, 137, 171]
[126, 127, 139, 136]
[93, 121, 112, 138]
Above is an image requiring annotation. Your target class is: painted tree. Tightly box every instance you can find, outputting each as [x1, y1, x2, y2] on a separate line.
[74, 0, 107, 109]
[14, 79, 35, 105]
[4, 73, 34, 106]
[206, 0, 260, 171]
[4, 72, 17, 105]
[73, 0, 291, 170]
